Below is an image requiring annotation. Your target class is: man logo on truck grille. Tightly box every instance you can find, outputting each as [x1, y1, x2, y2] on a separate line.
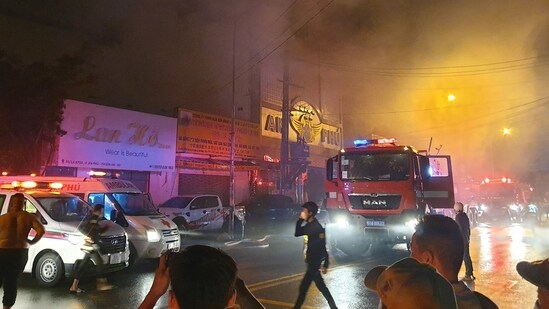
[111, 239, 119, 245]
[362, 199, 387, 207]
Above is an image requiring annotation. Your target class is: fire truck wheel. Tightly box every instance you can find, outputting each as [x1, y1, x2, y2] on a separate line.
[35, 252, 64, 287]
[333, 239, 370, 258]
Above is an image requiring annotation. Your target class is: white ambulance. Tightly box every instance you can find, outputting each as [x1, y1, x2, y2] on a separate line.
[0, 181, 130, 287]
[0, 176, 180, 264]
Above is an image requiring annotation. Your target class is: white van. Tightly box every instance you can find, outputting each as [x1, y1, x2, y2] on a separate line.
[0, 184, 129, 287]
[1, 176, 180, 264]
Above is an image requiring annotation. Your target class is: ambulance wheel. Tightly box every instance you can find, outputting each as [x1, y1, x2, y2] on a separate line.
[35, 252, 64, 287]
[173, 217, 189, 232]
[126, 242, 141, 268]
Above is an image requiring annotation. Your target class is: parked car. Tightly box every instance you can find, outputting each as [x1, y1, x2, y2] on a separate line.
[236, 194, 300, 236]
[158, 195, 226, 232]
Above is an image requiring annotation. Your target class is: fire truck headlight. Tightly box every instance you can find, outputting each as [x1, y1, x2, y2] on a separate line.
[480, 204, 488, 211]
[335, 216, 350, 228]
[146, 227, 161, 242]
[509, 204, 519, 211]
[405, 218, 419, 230]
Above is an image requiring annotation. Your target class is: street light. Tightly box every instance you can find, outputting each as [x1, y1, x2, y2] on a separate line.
[448, 94, 456, 102]
[502, 127, 511, 136]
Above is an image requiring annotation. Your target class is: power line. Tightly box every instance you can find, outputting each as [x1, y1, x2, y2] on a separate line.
[203, 0, 337, 101]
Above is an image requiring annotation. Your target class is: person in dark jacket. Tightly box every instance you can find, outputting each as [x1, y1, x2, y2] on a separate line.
[69, 204, 114, 293]
[293, 202, 338, 309]
[454, 202, 475, 281]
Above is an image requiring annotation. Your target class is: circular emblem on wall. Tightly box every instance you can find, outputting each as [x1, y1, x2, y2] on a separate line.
[290, 101, 322, 144]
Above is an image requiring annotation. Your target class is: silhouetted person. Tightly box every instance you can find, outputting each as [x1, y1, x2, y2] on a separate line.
[455, 202, 475, 280]
[139, 245, 265, 309]
[0, 193, 45, 309]
[293, 202, 337, 309]
[69, 204, 114, 293]
[365, 257, 458, 309]
[517, 258, 549, 309]
[411, 215, 498, 308]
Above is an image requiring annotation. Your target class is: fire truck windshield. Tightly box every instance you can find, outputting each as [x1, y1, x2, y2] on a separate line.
[480, 183, 515, 199]
[341, 152, 410, 181]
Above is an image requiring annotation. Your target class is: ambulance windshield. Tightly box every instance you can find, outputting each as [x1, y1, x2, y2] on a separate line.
[109, 193, 159, 216]
[35, 196, 91, 222]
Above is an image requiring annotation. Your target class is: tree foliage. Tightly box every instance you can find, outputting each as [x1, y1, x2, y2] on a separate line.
[0, 50, 88, 174]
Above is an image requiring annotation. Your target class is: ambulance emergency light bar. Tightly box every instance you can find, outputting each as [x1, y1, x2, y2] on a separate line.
[88, 170, 120, 178]
[4, 181, 64, 190]
[353, 138, 397, 148]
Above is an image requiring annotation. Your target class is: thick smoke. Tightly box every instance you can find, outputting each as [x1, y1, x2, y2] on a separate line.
[288, 0, 549, 183]
[2, 0, 549, 185]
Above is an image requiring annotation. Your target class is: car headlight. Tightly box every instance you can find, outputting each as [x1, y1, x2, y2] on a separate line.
[66, 233, 85, 245]
[405, 218, 419, 230]
[480, 204, 488, 211]
[335, 215, 350, 228]
[146, 228, 161, 242]
[509, 204, 519, 211]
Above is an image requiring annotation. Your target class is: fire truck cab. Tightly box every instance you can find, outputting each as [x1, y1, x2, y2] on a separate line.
[324, 138, 455, 256]
[0, 180, 129, 287]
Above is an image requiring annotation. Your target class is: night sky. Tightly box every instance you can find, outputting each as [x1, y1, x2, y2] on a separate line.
[2, 0, 549, 182]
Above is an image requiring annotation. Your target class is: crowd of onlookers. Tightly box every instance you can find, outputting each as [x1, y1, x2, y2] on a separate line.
[137, 202, 548, 309]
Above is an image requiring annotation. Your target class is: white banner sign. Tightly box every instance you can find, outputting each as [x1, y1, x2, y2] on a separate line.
[58, 100, 176, 171]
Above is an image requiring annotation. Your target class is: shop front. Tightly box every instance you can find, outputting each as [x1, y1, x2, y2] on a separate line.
[44, 99, 178, 204]
[260, 100, 342, 204]
[176, 109, 260, 205]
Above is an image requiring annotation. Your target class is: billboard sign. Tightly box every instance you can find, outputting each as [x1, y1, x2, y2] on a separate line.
[177, 109, 260, 159]
[58, 100, 176, 171]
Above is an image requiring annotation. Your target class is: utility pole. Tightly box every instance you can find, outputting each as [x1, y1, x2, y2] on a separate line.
[280, 62, 290, 195]
[229, 21, 236, 238]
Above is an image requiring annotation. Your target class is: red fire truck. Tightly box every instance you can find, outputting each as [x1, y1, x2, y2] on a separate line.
[324, 138, 455, 256]
[475, 177, 533, 223]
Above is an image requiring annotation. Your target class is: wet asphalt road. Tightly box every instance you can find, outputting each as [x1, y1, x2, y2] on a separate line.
[9, 222, 549, 309]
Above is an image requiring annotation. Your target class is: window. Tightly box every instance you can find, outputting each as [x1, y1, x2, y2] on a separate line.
[34, 196, 91, 222]
[88, 193, 116, 220]
[0, 194, 5, 213]
[429, 157, 449, 177]
[190, 197, 206, 210]
[23, 199, 38, 214]
[341, 153, 411, 181]
[162, 197, 193, 209]
[204, 196, 220, 208]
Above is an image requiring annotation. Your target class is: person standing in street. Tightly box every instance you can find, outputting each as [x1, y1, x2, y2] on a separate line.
[69, 204, 114, 293]
[0, 193, 45, 309]
[454, 202, 475, 281]
[293, 201, 338, 309]
[411, 215, 498, 308]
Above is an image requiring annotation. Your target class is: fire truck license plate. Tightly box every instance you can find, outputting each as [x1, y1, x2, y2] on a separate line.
[366, 220, 385, 227]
